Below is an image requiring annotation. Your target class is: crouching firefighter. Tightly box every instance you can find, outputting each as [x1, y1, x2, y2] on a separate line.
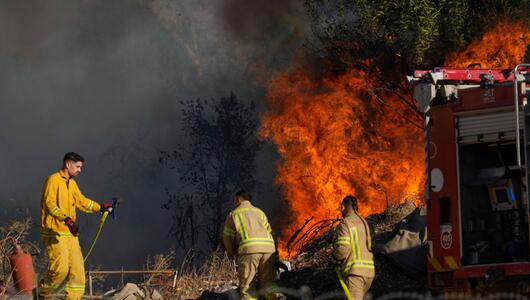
[331, 195, 375, 300]
[223, 190, 277, 299]
[39, 152, 113, 300]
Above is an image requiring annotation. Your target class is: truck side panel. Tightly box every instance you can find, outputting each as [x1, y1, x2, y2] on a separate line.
[428, 104, 462, 279]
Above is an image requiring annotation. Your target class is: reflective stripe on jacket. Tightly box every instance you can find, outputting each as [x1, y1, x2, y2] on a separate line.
[40, 170, 101, 237]
[332, 212, 375, 278]
[223, 201, 276, 256]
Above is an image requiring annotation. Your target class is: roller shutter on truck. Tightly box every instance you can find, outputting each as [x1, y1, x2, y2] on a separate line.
[457, 110, 524, 144]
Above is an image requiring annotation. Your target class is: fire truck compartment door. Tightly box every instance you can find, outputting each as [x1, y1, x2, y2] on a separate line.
[457, 110, 524, 144]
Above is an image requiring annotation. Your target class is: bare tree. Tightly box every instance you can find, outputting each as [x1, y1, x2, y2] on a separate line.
[161, 93, 261, 253]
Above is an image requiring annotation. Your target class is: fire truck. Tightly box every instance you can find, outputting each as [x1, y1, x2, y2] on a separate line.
[412, 65, 530, 294]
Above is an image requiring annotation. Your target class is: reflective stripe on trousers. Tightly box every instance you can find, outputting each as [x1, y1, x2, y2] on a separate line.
[39, 236, 85, 300]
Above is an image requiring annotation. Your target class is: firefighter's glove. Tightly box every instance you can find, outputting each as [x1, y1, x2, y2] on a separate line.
[64, 217, 79, 237]
[100, 203, 113, 214]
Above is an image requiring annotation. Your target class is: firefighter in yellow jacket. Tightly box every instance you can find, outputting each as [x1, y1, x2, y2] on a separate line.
[332, 195, 375, 300]
[223, 190, 276, 299]
[39, 152, 113, 300]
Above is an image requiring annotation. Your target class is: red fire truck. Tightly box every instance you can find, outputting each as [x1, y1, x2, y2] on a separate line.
[412, 65, 530, 294]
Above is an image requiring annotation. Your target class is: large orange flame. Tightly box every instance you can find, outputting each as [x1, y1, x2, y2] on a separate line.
[262, 19, 530, 258]
[445, 20, 530, 68]
[260, 68, 425, 257]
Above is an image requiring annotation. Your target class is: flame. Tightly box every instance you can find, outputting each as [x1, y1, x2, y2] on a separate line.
[445, 20, 530, 68]
[260, 19, 530, 257]
[260, 68, 425, 257]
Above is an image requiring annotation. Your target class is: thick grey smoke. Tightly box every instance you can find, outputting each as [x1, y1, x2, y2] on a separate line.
[217, 0, 309, 229]
[0, 0, 300, 271]
[222, 0, 301, 40]
[0, 0, 187, 270]
[224, 0, 308, 70]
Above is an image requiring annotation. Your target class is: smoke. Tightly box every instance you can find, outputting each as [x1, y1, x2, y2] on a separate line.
[218, 0, 308, 73]
[0, 0, 184, 269]
[222, 0, 299, 39]
[0, 0, 292, 269]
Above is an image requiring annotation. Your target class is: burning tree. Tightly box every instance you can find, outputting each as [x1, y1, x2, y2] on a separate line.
[305, 0, 530, 69]
[260, 66, 425, 256]
[161, 93, 261, 254]
[258, 0, 530, 256]
[445, 20, 530, 68]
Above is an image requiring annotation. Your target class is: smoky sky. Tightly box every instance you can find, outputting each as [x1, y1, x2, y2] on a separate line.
[0, 0, 304, 271]
[222, 0, 299, 39]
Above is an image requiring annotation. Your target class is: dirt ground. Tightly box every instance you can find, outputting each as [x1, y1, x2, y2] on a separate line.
[275, 201, 427, 298]
[198, 201, 427, 299]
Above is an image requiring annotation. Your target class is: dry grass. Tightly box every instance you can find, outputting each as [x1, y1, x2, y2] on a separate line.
[0, 218, 33, 299]
[172, 250, 238, 299]
[87, 265, 109, 295]
[162, 201, 421, 298]
[369, 199, 419, 234]
[0, 217, 32, 244]
[141, 249, 238, 298]
[144, 250, 176, 284]
[141, 249, 177, 296]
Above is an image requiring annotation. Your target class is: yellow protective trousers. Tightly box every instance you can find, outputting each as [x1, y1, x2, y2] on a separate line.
[345, 274, 373, 300]
[237, 253, 276, 300]
[39, 236, 86, 300]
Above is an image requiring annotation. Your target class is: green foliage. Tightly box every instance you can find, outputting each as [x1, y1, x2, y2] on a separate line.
[380, 0, 442, 65]
[305, 0, 530, 68]
[440, 0, 469, 45]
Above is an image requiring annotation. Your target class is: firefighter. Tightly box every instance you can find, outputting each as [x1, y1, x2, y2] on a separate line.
[223, 190, 277, 299]
[39, 152, 113, 300]
[331, 195, 375, 300]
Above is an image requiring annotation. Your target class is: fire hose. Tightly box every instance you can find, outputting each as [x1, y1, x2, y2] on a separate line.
[84, 197, 120, 262]
[52, 198, 120, 295]
[0, 199, 120, 296]
[335, 267, 352, 300]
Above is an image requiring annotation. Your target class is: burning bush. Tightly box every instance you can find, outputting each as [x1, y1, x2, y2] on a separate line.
[260, 67, 425, 256]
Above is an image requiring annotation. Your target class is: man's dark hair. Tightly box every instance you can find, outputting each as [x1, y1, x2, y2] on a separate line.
[342, 195, 359, 212]
[235, 190, 252, 201]
[63, 152, 85, 163]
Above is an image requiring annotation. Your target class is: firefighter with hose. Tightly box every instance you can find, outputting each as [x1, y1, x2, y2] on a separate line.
[222, 190, 277, 299]
[38, 152, 113, 300]
[331, 195, 375, 300]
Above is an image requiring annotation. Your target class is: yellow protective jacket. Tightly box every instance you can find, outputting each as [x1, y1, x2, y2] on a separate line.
[223, 201, 276, 256]
[332, 212, 375, 278]
[40, 170, 101, 237]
